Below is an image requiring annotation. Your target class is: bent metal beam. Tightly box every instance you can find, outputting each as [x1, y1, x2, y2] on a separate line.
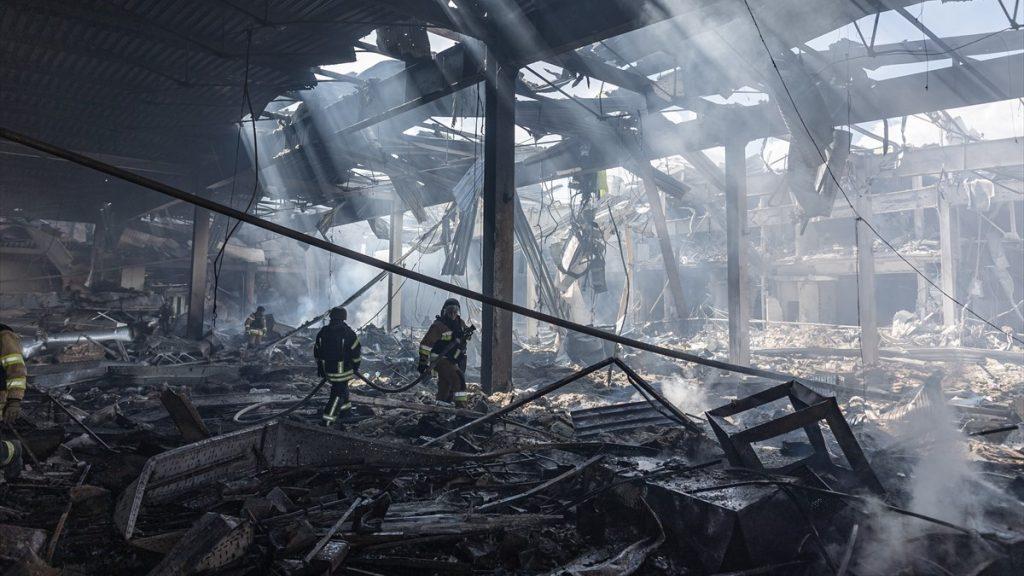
[0, 125, 816, 386]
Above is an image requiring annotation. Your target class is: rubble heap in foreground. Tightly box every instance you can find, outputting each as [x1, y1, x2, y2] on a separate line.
[1, 318, 1022, 576]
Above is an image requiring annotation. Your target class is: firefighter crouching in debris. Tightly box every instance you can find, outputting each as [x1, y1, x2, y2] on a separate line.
[0, 323, 26, 478]
[314, 307, 361, 427]
[245, 306, 267, 348]
[419, 299, 475, 407]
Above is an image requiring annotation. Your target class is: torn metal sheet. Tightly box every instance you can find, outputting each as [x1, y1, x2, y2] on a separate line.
[705, 381, 884, 494]
[114, 421, 478, 539]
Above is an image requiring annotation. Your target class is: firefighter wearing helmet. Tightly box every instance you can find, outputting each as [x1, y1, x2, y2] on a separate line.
[418, 298, 473, 406]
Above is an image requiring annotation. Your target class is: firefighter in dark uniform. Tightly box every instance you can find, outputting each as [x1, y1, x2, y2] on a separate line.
[1, 323, 26, 478]
[314, 307, 361, 427]
[419, 299, 473, 406]
[245, 306, 267, 348]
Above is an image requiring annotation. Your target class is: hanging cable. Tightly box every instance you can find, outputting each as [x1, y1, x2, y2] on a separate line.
[741, 0, 1023, 345]
[211, 29, 262, 330]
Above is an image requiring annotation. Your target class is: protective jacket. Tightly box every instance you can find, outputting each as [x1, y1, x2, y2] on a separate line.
[0, 324, 27, 423]
[419, 315, 470, 367]
[419, 315, 471, 404]
[314, 321, 361, 383]
[314, 320, 361, 426]
[245, 313, 267, 336]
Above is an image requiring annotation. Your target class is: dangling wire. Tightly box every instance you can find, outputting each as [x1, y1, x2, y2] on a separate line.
[211, 29, 261, 330]
[741, 0, 1023, 345]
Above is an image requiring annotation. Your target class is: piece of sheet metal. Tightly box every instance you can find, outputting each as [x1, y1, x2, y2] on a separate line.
[114, 421, 477, 539]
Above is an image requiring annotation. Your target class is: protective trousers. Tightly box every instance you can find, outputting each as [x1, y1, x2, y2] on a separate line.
[435, 358, 467, 405]
[247, 330, 265, 348]
[322, 379, 351, 426]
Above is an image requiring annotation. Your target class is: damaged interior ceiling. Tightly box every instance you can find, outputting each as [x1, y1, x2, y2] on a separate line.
[0, 0, 1022, 574]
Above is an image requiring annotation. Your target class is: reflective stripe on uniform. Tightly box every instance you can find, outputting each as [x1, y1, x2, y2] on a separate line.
[440, 331, 452, 341]
[323, 398, 339, 423]
[327, 370, 353, 382]
[0, 353, 24, 367]
[419, 345, 432, 355]
[1, 440, 14, 465]
[5, 377, 26, 390]
[351, 338, 360, 349]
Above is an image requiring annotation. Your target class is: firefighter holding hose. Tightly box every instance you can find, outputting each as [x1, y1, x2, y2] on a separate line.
[419, 299, 474, 407]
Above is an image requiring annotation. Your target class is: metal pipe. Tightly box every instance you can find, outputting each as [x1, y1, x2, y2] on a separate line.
[22, 327, 132, 358]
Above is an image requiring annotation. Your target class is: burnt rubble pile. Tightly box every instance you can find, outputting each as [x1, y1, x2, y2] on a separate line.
[1, 320, 1022, 576]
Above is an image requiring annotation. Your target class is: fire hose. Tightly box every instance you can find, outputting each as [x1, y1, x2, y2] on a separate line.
[358, 326, 475, 393]
[233, 330, 475, 423]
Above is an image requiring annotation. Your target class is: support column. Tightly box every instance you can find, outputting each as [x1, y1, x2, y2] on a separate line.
[856, 199, 879, 365]
[635, 163, 686, 319]
[86, 212, 108, 288]
[524, 256, 539, 341]
[724, 141, 750, 365]
[186, 207, 212, 340]
[938, 193, 959, 327]
[480, 55, 516, 394]
[912, 176, 928, 317]
[242, 266, 256, 313]
[387, 207, 404, 331]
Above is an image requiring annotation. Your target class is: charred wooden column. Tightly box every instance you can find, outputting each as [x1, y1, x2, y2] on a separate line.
[387, 207, 403, 331]
[186, 206, 212, 340]
[480, 54, 516, 393]
[725, 141, 750, 365]
[855, 198, 879, 365]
